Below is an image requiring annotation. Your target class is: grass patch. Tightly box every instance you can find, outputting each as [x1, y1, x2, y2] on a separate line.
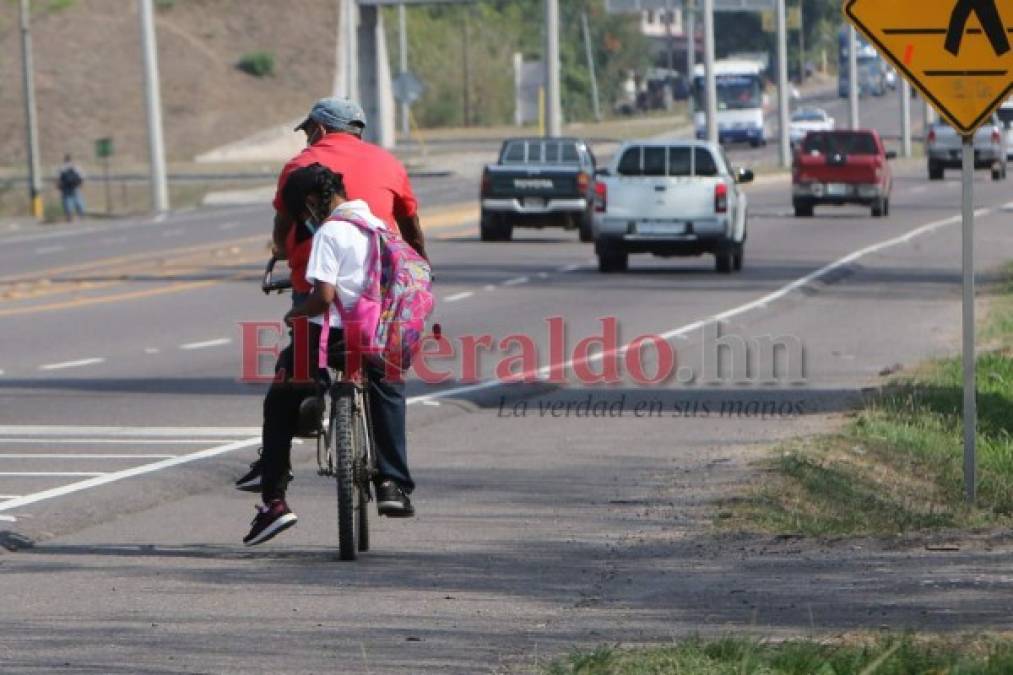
[545, 634, 1013, 674]
[723, 264, 1013, 537]
[237, 51, 275, 78]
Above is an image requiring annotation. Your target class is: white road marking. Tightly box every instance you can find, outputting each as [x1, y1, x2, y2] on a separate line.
[558, 263, 581, 272]
[0, 515, 15, 522]
[180, 337, 231, 350]
[0, 438, 221, 445]
[0, 436, 260, 514]
[152, 213, 168, 223]
[39, 357, 105, 371]
[35, 244, 65, 254]
[503, 276, 529, 286]
[0, 453, 178, 459]
[444, 291, 474, 303]
[0, 426, 261, 438]
[0, 369, 5, 376]
[406, 208, 986, 406]
[483, 284, 496, 292]
[536, 272, 550, 279]
[144, 347, 160, 354]
[0, 495, 22, 499]
[0, 472, 107, 477]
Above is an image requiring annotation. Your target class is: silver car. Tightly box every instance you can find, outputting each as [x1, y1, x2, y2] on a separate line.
[926, 115, 1008, 181]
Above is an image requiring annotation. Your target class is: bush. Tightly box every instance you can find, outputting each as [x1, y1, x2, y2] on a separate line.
[237, 51, 275, 78]
[155, 0, 176, 9]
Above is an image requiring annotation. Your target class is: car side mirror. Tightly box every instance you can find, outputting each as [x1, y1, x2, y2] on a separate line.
[885, 150, 898, 160]
[735, 167, 754, 184]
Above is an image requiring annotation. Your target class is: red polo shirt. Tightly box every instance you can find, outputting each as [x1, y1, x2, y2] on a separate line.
[273, 132, 418, 293]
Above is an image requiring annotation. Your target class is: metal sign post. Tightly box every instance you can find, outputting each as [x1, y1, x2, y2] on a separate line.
[961, 134, 976, 503]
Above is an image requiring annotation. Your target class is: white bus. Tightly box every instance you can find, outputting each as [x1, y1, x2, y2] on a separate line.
[693, 59, 767, 147]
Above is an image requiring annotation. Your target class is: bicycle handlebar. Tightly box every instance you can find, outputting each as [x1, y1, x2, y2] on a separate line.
[261, 256, 293, 294]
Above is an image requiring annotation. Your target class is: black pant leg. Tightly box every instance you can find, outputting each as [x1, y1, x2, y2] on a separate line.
[366, 361, 413, 492]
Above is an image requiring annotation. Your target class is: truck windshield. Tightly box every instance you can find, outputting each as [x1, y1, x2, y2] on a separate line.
[501, 140, 580, 164]
[802, 132, 877, 156]
[693, 74, 763, 111]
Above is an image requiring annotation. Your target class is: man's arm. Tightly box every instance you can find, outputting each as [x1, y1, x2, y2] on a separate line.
[284, 282, 335, 325]
[272, 211, 293, 260]
[396, 214, 428, 262]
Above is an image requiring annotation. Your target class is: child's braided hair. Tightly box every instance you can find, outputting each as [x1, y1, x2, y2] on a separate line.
[281, 162, 348, 225]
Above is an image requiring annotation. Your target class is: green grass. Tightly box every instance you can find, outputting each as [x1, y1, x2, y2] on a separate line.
[722, 264, 1013, 537]
[545, 635, 1013, 674]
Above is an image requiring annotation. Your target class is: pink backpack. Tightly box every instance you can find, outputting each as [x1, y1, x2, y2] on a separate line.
[318, 212, 434, 375]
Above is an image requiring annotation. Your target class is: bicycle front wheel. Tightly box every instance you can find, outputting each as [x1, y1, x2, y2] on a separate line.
[331, 388, 358, 561]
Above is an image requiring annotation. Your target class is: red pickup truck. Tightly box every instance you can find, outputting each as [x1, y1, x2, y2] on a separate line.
[792, 129, 896, 218]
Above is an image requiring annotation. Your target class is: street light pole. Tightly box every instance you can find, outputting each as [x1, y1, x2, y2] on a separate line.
[18, 0, 43, 220]
[686, 0, 695, 116]
[848, 25, 859, 129]
[138, 0, 169, 213]
[776, 0, 791, 167]
[545, 0, 562, 137]
[702, 0, 717, 144]
[398, 3, 409, 137]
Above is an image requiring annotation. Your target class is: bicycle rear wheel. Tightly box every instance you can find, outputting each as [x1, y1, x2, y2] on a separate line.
[330, 387, 358, 561]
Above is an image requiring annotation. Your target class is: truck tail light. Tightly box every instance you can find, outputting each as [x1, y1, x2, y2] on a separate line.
[480, 169, 491, 196]
[714, 182, 728, 214]
[576, 171, 590, 193]
[927, 128, 936, 145]
[594, 181, 607, 213]
[992, 128, 1002, 145]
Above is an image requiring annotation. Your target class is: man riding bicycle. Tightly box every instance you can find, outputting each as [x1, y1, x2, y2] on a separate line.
[244, 164, 417, 546]
[237, 97, 426, 511]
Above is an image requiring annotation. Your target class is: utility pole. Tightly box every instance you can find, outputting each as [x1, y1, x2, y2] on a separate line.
[545, 0, 562, 137]
[398, 3, 409, 137]
[138, 0, 169, 213]
[18, 0, 43, 220]
[686, 0, 695, 116]
[703, 0, 717, 144]
[797, 0, 805, 84]
[462, 9, 471, 126]
[848, 25, 859, 129]
[665, 0, 675, 71]
[776, 0, 790, 167]
[900, 80, 912, 157]
[581, 12, 602, 122]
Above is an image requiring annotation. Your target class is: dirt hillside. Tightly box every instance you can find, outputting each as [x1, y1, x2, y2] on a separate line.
[0, 0, 338, 167]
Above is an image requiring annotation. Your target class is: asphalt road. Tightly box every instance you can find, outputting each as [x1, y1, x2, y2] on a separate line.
[4, 90, 1012, 673]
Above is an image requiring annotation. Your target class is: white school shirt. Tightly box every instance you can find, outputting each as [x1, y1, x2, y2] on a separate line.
[304, 200, 385, 327]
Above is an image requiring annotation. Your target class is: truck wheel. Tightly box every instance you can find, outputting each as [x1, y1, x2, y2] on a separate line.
[480, 214, 512, 242]
[928, 162, 944, 181]
[793, 199, 814, 218]
[598, 249, 628, 273]
[578, 208, 594, 243]
[871, 199, 885, 217]
[992, 167, 1003, 182]
[733, 243, 744, 271]
[715, 249, 734, 274]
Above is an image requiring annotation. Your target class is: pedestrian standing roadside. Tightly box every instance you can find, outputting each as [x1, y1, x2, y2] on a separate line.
[57, 154, 85, 222]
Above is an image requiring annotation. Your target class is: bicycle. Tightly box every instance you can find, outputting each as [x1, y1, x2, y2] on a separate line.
[262, 256, 375, 561]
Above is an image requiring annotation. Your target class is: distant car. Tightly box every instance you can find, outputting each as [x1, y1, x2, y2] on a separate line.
[792, 129, 895, 218]
[592, 141, 753, 274]
[789, 108, 835, 146]
[884, 66, 898, 90]
[480, 137, 598, 242]
[926, 116, 1007, 181]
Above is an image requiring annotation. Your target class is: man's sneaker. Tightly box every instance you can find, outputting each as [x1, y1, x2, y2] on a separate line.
[243, 499, 298, 546]
[376, 480, 414, 518]
[234, 449, 293, 492]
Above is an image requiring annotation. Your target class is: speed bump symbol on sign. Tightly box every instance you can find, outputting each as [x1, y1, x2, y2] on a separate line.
[845, 0, 1013, 133]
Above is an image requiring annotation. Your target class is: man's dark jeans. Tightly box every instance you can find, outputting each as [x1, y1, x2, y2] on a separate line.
[261, 321, 413, 502]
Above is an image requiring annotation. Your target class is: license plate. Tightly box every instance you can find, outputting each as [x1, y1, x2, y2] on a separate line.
[636, 221, 686, 235]
[522, 197, 547, 208]
[826, 183, 848, 196]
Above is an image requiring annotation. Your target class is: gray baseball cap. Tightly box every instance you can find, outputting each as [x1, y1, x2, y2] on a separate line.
[294, 97, 367, 133]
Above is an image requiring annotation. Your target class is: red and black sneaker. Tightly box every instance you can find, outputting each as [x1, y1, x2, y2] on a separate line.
[243, 499, 298, 546]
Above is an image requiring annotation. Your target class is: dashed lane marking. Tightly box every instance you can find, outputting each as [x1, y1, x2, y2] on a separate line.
[39, 357, 105, 371]
[444, 291, 475, 303]
[179, 338, 232, 350]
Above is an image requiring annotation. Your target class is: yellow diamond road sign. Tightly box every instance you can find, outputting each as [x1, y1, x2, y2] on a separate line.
[845, 0, 1013, 134]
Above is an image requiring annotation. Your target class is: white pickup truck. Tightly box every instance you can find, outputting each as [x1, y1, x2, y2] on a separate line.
[592, 141, 753, 273]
